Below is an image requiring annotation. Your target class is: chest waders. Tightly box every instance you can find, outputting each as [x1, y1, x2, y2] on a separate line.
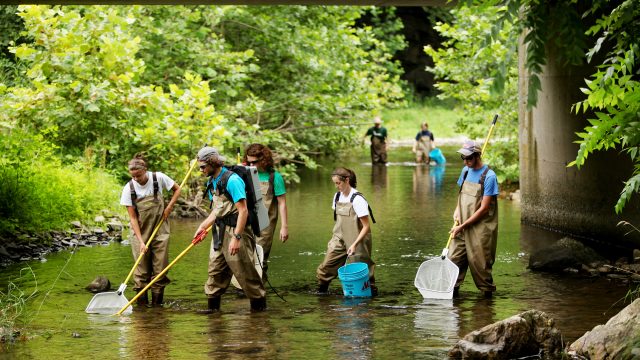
[254, 173, 278, 281]
[416, 135, 432, 163]
[316, 195, 375, 287]
[204, 191, 266, 305]
[447, 167, 498, 292]
[128, 183, 171, 294]
[370, 136, 387, 164]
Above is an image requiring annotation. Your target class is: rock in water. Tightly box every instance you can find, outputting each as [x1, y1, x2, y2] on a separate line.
[85, 276, 111, 293]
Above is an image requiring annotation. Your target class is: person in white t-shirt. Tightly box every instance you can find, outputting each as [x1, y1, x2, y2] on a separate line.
[119, 155, 181, 306]
[316, 167, 377, 296]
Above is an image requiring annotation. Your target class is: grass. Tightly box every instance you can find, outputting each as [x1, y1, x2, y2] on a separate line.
[378, 99, 464, 142]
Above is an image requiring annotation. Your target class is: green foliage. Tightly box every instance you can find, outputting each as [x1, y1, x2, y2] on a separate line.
[0, 128, 121, 235]
[570, 0, 640, 213]
[424, 4, 519, 183]
[0, 5, 28, 87]
[0, 268, 36, 337]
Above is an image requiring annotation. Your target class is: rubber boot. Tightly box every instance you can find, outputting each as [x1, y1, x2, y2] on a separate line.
[316, 282, 329, 295]
[249, 297, 267, 312]
[151, 289, 164, 306]
[197, 296, 220, 314]
[136, 290, 149, 306]
[370, 283, 378, 297]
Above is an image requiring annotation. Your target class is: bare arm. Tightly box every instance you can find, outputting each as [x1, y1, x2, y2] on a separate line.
[127, 206, 147, 254]
[277, 194, 289, 242]
[347, 216, 370, 256]
[162, 182, 181, 220]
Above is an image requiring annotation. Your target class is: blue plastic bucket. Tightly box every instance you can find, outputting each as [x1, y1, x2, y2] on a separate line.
[338, 262, 372, 297]
[429, 148, 446, 165]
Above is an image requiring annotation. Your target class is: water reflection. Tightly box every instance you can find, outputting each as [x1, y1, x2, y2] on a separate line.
[330, 298, 374, 360]
[207, 310, 276, 359]
[371, 164, 388, 190]
[456, 297, 496, 337]
[131, 309, 170, 358]
[413, 299, 459, 346]
[412, 165, 445, 198]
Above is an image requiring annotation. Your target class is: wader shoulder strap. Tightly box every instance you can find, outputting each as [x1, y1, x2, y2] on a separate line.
[152, 172, 158, 200]
[459, 170, 469, 193]
[217, 170, 234, 200]
[128, 180, 138, 216]
[350, 192, 376, 224]
[332, 192, 340, 221]
[268, 171, 278, 205]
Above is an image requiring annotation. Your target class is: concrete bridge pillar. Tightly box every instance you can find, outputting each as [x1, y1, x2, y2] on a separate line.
[518, 43, 640, 248]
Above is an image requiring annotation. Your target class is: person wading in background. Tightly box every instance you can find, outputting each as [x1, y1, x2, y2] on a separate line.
[412, 122, 435, 164]
[243, 143, 289, 282]
[120, 154, 181, 307]
[448, 140, 499, 298]
[363, 116, 388, 164]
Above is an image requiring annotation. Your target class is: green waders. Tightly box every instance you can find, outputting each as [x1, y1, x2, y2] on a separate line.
[447, 172, 498, 292]
[316, 200, 375, 286]
[129, 195, 171, 297]
[204, 194, 266, 304]
[255, 179, 278, 281]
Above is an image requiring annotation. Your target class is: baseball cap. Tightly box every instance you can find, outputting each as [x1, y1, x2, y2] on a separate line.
[456, 140, 482, 157]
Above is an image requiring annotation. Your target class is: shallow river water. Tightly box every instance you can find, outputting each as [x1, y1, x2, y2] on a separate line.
[0, 146, 632, 359]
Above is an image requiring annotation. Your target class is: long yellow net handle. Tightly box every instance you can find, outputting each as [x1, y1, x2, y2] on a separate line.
[115, 224, 212, 316]
[119, 159, 199, 293]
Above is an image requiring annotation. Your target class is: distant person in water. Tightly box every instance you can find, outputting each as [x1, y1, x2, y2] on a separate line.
[120, 154, 181, 307]
[316, 167, 377, 296]
[243, 143, 289, 282]
[412, 122, 435, 164]
[448, 140, 499, 298]
[363, 116, 388, 164]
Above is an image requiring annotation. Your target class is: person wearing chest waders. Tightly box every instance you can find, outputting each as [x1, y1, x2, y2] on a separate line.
[364, 116, 388, 164]
[412, 122, 435, 164]
[120, 155, 181, 306]
[194, 146, 267, 313]
[316, 167, 378, 296]
[243, 144, 289, 282]
[448, 140, 499, 298]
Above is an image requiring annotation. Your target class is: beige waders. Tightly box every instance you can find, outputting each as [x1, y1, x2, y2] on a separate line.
[415, 136, 432, 163]
[129, 195, 170, 293]
[370, 136, 387, 164]
[316, 200, 375, 286]
[447, 169, 498, 292]
[255, 179, 278, 281]
[204, 194, 266, 301]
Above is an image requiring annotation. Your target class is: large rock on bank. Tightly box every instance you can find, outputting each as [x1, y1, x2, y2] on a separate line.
[568, 298, 640, 359]
[528, 237, 606, 272]
[448, 310, 562, 359]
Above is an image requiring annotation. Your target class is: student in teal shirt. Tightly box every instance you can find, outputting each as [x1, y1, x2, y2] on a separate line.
[244, 144, 289, 282]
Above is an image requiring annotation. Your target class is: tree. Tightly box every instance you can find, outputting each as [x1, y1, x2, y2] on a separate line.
[425, 4, 519, 183]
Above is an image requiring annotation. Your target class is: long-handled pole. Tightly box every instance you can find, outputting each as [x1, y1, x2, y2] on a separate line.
[117, 159, 199, 295]
[115, 225, 213, 316]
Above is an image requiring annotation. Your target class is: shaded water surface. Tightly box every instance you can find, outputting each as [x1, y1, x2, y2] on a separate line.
[0, 147, 632, 359]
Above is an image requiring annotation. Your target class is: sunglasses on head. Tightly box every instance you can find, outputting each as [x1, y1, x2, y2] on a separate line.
[460, 154, 475, 161]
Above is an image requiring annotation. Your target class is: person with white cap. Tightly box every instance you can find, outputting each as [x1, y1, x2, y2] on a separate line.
[448, 140, 499, 298]
[193, 146, 267, 313]
[363, 116, 388, 164]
